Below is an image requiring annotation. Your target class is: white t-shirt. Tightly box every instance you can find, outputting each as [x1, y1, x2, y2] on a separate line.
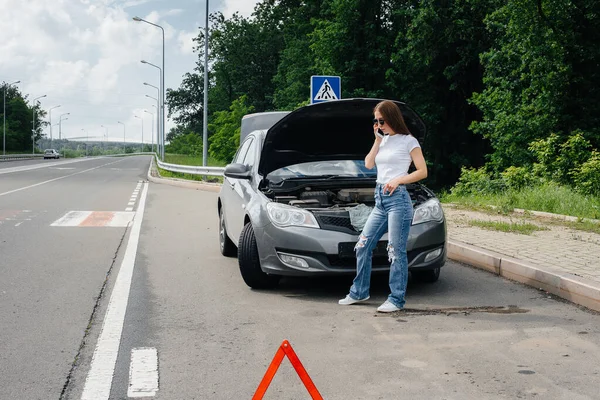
[374, 134, 421, 184]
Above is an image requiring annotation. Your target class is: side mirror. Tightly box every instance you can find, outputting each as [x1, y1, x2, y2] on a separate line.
[224, 163, 252, 180]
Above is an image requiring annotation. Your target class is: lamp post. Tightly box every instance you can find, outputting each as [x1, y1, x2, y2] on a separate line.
[144, 82, 160, 154]
[144, 110, 154, 154]
[3, 80, 20, 156]
[59, 113, 70, 140]
[140, 60, 162, 159]
[100, 125, 108, 152]
[82, 128, 88, 157]
[203, 0, 209, 167]
[134, 16, 165, 162]
[48, 105, 61, 148]
[31, 94, 47, 154]
[151, 104, 158, 154]
[118, 121, 126, 153]
[134, 115, 144, 153]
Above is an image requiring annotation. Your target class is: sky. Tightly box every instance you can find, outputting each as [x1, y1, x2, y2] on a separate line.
[0, 0, 260, 145]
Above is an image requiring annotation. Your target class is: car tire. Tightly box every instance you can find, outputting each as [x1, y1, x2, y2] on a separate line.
[412, 267, 441, 283]
[238, 222, 279, 289]
[219, 209, 237, 257]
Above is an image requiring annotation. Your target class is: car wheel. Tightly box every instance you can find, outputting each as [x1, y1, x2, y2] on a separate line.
[238, 222, 279, 289]
[219, 208, 237, 257]
[412, 267, 441, 283]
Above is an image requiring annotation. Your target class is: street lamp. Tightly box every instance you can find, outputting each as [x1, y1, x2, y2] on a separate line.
[134, 16, 165, 161]
[144, 82, 160, 155]
[3, 80, 20, 156]
[59, 113, 70, 140]
[100, 125, 108, 152]
[81, 128, 88, 157]
[118, 121, 126, 153]
[48, 105, 61, 147]
[140, 60, 163, 159]
[134, 115, 144, 153]
[202, 0, 209, 167]
[31, 94, 47, 154]
[144, 109, 154, 154]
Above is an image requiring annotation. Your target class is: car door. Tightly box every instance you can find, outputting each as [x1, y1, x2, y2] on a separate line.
[229, 137, 259, 240]
[222, 138, 253, 241]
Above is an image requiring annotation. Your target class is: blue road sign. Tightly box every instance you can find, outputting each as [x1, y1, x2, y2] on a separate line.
[311, 76, 341, 104]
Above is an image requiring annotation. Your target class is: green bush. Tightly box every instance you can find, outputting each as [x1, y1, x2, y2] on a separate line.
[451, 167, 506, 196]
[573, 151, 600, 196]
[501, 166, 536, 190]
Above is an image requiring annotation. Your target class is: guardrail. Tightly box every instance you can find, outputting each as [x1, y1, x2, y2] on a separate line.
[0, 154, 45, 161]
[156, 158, 225, 177]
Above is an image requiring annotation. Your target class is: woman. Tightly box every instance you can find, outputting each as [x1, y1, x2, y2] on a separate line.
[339, 100, 428, 312]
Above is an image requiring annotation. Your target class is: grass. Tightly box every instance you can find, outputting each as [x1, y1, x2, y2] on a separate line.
[441, 183, 600, 220]
[467, 220, 548, 235]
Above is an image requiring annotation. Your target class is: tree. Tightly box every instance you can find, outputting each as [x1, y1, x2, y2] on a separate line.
[208, 95, 254, 162]
[1, 82, 47, 152]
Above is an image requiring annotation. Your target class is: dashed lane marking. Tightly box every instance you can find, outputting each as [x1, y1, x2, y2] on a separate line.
[127, 348, 159, 398]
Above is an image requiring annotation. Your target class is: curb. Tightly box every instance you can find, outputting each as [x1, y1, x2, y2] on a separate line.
[448, 239, 600, 312]
[146, 157, 221, 193]
[444, 203, 600, 224]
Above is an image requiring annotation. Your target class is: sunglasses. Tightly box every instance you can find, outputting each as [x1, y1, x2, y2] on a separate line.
[372, 118, 385, 126]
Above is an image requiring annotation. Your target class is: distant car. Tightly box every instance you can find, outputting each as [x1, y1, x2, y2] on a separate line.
[217, 98, 447, 289]
[44, 149, 60, 159]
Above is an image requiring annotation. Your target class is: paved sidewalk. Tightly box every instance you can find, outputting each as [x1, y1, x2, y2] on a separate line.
[444, 205, 600, 312]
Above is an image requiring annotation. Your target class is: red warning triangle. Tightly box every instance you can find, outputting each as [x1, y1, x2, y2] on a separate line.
[252, 340, 323, 400]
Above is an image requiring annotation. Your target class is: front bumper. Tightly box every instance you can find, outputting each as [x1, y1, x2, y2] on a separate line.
[253, 219, 447, 277]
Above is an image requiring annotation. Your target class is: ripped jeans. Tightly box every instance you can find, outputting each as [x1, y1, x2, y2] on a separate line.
[349, 183, 413, 308]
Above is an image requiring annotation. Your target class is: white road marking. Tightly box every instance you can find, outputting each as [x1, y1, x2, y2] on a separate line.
[53, 167, 76, 170]
[125, 207, 133, 212]
[127, 347, 159, 398]
[128, 202, 135, 206]
[80, 182, 149, 400]
[51, 211, 135, 227]
[15, 222, 23, 227]
[0, 158, 95, 175]
[0, 160, 124, 197]
[51, 211, 90, 227]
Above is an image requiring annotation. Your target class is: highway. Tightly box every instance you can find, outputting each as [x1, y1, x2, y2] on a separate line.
[1, 156, 599, 400]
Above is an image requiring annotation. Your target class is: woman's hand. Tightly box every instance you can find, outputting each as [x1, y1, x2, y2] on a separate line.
[373, 123, 383, 141]
[383, 177, 404, 195]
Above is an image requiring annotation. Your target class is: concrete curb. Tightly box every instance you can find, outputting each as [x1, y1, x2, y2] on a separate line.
[448, 239, 600, 312]
[146, 157, 221, 193]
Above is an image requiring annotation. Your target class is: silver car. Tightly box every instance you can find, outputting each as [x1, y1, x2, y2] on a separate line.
[44, 149, 60, 159]
[218, 98, 446, 289]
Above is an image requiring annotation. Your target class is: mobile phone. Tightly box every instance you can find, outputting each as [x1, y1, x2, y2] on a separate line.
[376, 128, 384, 139]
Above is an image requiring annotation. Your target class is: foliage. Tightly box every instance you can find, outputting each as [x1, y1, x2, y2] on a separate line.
[450, 167, 505, 196]
[164, 132, 204, 156]
[501, 166, 536, 191]
[573, 151, 600, 196]
[1, 82, 47, 152]
[208, 95, 254, 162]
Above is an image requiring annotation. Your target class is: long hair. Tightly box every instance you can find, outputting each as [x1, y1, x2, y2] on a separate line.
[374, 100, 411, 136]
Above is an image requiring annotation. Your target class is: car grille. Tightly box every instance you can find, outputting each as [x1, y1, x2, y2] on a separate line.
[314, 212, 357, 233]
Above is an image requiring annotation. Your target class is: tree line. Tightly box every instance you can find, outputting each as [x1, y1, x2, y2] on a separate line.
[0, 83, 47, 152]
[167, 0, 599, 193]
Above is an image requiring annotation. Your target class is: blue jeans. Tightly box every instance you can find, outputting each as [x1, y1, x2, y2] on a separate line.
[349, 184, 413, 308]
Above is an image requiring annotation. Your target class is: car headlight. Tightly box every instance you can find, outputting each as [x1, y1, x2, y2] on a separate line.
[266, 202, 320, 228]
[412, 198, 444, 225]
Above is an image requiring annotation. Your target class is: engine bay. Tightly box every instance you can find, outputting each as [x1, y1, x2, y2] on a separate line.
[268, 185, 434, 210]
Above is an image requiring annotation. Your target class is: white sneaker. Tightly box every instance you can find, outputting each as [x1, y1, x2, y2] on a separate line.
[377, 300, 401, 313]
[338, 295, 370, 305]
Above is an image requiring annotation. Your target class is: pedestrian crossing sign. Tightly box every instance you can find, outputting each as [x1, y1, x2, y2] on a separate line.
[310, 76, 341, 104]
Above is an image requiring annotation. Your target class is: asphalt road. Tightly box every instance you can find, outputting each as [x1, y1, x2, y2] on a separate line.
[2, 158, 600, 400]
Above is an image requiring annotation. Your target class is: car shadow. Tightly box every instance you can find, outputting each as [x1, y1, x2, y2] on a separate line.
[261, 272, 451, 305]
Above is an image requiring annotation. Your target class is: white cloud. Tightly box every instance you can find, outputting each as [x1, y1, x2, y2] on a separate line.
[177, 31, 197, 55]
[222, 0, 257, 19]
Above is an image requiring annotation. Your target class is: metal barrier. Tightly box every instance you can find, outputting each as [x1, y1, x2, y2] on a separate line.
[0, 154, 45, 161]
[156, 158, 225, 177]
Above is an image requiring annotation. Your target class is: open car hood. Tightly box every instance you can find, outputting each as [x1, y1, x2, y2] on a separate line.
[258, 98, 426, 177]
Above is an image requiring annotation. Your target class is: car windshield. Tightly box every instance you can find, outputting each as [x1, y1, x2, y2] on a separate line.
[267, 160, 377, 182]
